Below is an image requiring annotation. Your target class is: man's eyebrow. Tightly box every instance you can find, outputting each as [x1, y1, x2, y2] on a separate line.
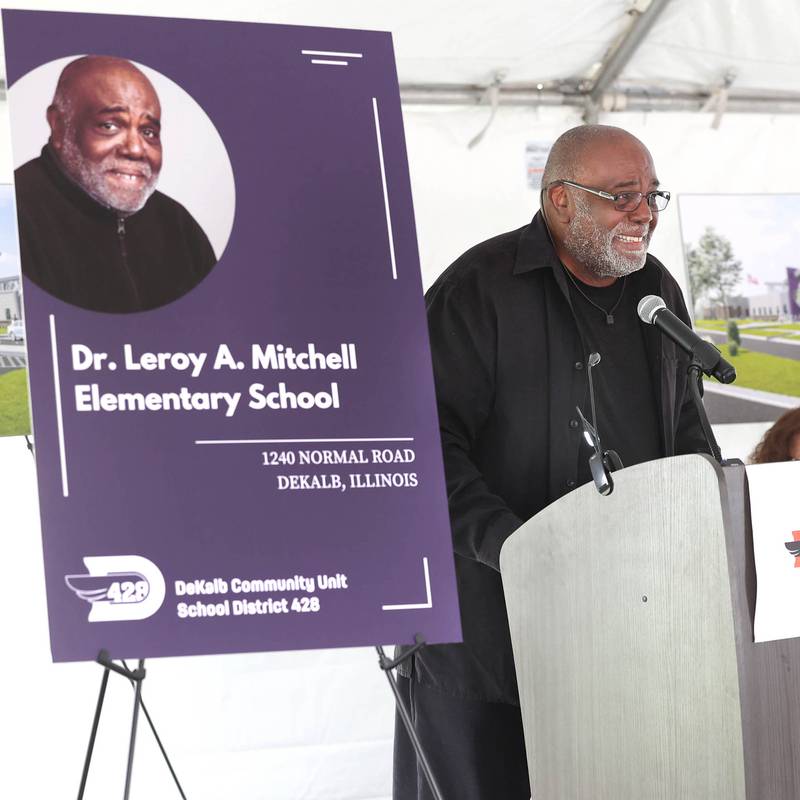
[611, 178, 661, 191]
[97, 106, 161, 128]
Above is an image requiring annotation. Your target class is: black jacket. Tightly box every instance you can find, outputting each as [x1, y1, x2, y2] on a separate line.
[400, 212, 707, 704]
[15, 146, 216, 313]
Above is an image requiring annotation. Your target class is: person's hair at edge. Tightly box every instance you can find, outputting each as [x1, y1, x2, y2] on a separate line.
[749, 407, 800, 463]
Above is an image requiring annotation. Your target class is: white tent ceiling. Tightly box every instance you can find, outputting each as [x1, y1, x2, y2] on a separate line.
[2, 1, 799, 112]
[386, 0, 800, 92]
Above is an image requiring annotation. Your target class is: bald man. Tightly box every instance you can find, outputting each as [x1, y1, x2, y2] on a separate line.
[393, 125, 708, 799]
[15, 55, 216, 313]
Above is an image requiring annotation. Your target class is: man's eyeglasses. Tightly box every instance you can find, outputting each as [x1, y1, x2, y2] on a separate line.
[550, 179, 671, 212]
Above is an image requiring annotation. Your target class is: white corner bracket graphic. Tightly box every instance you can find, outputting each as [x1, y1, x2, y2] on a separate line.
[382, 557, 432, 611]
[301, 49, 363, 67]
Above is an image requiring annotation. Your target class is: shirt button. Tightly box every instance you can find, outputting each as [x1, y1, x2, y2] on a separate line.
[569, 419, 579, 429]
[566, 479, 576, 489]
[574, 361, 584, 370]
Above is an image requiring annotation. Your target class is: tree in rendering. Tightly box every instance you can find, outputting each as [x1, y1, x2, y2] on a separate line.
[686, 227, 742, 319]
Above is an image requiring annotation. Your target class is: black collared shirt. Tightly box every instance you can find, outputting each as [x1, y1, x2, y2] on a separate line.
[400, 212, 708, 703]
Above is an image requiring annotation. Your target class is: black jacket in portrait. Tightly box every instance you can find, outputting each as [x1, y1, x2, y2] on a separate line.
[15, 146, 216, 313]
[398, 211, 708, 704]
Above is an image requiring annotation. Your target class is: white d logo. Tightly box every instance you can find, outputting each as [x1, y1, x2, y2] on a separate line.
[65, 555, 166, 622]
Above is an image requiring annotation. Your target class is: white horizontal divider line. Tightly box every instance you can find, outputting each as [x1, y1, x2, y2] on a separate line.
[195, 436, 415, 445]
[382, 557, 433, 611]
[301, 49, 363, 57]
[311, 59, 348, 66]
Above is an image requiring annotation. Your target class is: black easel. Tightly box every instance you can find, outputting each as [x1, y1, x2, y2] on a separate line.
[77, 649, 186, 800]
[376, 635, 445, 800]
[21, 442, 183, 797]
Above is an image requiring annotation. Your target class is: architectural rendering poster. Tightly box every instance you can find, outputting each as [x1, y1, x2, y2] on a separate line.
[0, 183, 28, 437]
[4, 10, 461, 662]
[678, 194, 800, 424]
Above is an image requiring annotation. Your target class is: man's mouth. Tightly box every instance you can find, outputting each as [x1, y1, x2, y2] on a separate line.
[613, 231, 649, 253]
[108, 170, 146, 183]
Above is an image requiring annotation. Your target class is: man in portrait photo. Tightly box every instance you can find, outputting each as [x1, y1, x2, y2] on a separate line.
[14, 55, 216, 313]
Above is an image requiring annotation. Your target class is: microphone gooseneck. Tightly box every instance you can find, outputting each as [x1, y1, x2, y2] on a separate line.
[587, 352, 601, 436]
[576, 351, 623, 496]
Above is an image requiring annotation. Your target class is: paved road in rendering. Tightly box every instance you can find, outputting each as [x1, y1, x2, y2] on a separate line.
[703, 382, 797, 424]
[0, 341, 27, 377]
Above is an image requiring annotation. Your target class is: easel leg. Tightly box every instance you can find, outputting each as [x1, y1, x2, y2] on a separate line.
[77, 666, 111, 800]
[79, 652, 186, 799]
[123, 659, 145, 800]
[137, 698, 188, 799]
[376, 644, 445, 800]
[119, 658, 188, 799]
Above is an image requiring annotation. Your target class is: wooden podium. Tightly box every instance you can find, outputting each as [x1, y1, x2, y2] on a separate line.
[500, 454, 800, 799]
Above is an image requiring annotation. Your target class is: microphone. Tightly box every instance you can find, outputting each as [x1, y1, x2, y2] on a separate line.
[637, 295, 736, 384]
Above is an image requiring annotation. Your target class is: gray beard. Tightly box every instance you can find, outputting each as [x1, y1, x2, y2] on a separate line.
[563, 194, 649, 279]
[59, 135, 159, 215]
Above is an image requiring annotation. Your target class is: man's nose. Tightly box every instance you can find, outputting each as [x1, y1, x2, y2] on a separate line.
[630, 196, 654, 225]
[118, 128, 145, 158]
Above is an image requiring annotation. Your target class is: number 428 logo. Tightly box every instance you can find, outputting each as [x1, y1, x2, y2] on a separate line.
[65, 555, 166, 622]
[107, 579, 148, 603]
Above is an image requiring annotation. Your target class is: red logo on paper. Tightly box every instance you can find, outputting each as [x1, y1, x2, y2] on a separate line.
[784, 531, 800, 568]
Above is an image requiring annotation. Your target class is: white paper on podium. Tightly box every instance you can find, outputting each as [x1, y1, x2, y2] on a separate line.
[747, 461, 800, 643]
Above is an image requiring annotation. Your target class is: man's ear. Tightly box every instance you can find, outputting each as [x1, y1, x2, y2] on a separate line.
[46, 105, 65, 152]
[546, 183, 572, 224]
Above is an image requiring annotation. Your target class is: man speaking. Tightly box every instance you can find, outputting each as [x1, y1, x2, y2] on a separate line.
[393, 125, 709, 799]
[14, 55, 216, 313]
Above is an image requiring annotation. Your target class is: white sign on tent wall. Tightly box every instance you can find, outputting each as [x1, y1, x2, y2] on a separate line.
[525, 141, 552, 190]
[747, 461, 800, 643]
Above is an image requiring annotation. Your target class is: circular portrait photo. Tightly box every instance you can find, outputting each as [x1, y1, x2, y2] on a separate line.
[10, 54, 235, 313]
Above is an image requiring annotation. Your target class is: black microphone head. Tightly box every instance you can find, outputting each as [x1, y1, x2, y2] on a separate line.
[637, 295, 666, 324]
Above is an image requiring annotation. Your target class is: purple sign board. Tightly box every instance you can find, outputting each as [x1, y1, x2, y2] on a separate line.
[4, 10, 461, 661]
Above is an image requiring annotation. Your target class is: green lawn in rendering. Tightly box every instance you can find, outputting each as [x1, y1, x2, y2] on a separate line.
[0, 369, 31, 436]
[704, 345, 800, 397]
[741, 328, 800, 339]
[696, 318, 800, 331]
[695, 319, 731, 330]
[696, 319, 800, 339]
[763, 323, 800, 331]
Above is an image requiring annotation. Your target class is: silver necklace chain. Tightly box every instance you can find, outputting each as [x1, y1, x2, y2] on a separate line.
[563, 267, 627, 325]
